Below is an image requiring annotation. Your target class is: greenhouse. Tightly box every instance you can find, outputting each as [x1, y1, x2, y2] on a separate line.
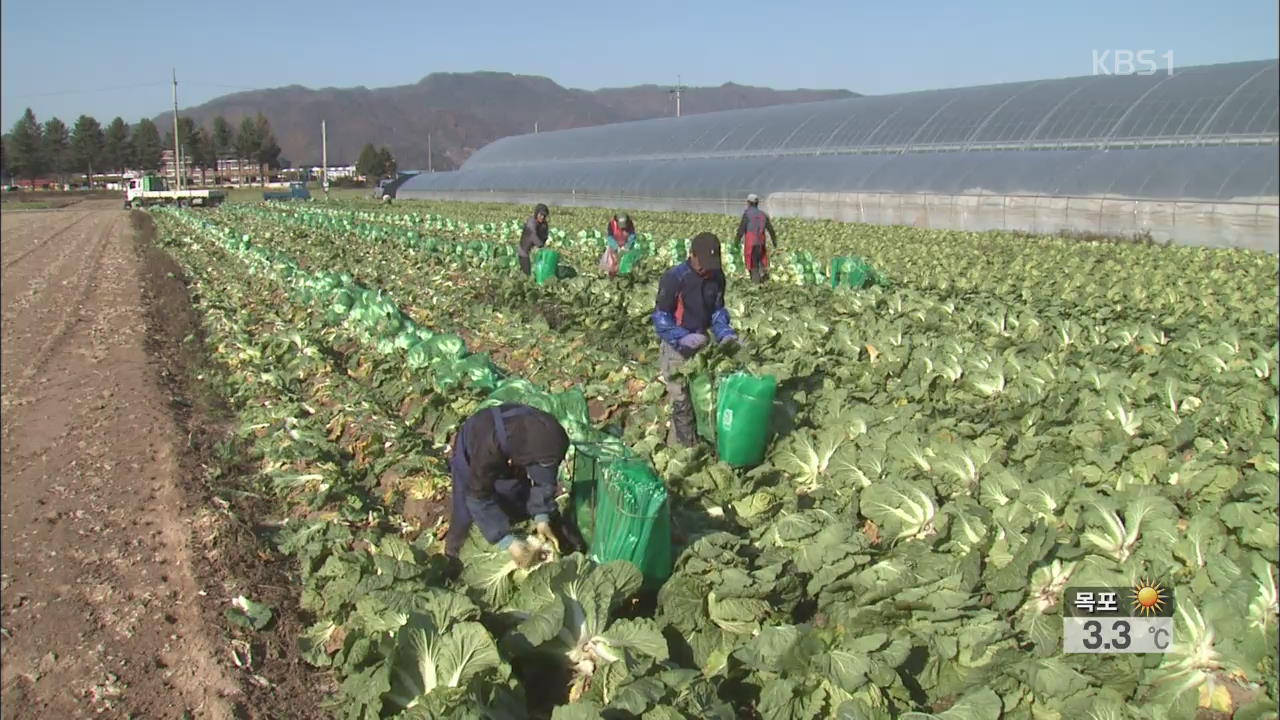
[400, 59, 1279, 251]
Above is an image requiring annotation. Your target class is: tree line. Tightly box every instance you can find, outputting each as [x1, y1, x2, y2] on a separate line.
[355, 143, 397, 183]
[1, 107, 284, 186]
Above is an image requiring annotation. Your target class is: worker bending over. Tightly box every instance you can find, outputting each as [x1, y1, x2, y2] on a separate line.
[652, 232, 739, 447]
[445, 403, 582, 566]
[518, 203, 551, 276]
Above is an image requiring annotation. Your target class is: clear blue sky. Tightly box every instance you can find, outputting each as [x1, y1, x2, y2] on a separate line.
[2, 0, 1276, 129]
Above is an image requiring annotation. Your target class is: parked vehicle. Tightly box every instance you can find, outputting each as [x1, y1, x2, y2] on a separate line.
[263, 182, 312, 202]
[123, 175, 226, 208]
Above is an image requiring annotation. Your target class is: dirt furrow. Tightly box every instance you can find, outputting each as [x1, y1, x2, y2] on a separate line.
[1, 203, 242, 719]
[1, 212, 97, 316]
[13, 215, 119, 390]
[1, 211, 94, 274]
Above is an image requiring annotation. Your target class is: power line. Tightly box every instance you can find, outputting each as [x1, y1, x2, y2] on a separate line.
[181, 81, 265, 92]
[1, 81, 169, 100]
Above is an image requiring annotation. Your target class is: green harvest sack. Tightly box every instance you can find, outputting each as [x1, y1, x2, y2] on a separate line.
[617, 249, 641, 275]
[568, 442, 629, 546]
[422, 334, 467, 362]
[715, 373, 777, 468]
[591, 459, 673, 589]
[533, 250, 561, 285]
[843, 257, 872, 288]
[830, 256, 848, 288]
[690, 373, 716, 443]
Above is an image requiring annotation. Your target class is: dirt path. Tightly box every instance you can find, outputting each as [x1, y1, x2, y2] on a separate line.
[1, 202, 242, 718]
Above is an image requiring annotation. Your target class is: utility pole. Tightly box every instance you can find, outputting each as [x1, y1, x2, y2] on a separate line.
[427, 133, 432, 172]
[171, 68, 182, 190]
[670, 75, 684, 118]
[534, 122, 539, 134]
[321, 120, 329, 201]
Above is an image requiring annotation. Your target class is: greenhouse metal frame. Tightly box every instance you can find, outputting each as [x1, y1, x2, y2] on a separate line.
[400, 59, 1279, 251]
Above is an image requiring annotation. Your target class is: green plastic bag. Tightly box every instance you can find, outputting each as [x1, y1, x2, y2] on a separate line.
[406, 342, 432, 369]
[568, 442, 629, 546]
[830, 257, 848, 288]
[455, 353, 498, 392]
[617, 250, 641, 275]
[690, 373, 715, 443]
[844, 257, 872, 288]
[533, 250, 561, 285]
[591, 459, 672, 589]
[716, 373, 777, 468]
[423, 334, 467, 362]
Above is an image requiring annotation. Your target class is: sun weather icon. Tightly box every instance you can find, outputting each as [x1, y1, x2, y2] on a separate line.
[1131, 579, 1167, 616]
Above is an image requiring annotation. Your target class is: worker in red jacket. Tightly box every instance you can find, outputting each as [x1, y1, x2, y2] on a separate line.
[734, 193, 780, 283]
[600, 213, 637, 276]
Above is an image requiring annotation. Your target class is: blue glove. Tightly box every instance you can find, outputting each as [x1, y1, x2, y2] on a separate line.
[719, 332, 740, 346]
[678, 333, 708, 352]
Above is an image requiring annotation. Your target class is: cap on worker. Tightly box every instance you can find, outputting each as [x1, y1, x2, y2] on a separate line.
[690, 232, 723, 271]
[535, 203, 550, 217]
[506, 408, 570, 467]
[618, 213, 629, 224]
[746, 193, 759, 203]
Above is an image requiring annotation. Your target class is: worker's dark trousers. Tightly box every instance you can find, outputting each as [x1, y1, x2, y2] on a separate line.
[749, 243, 767, 283]
[659, 343, 698, 446]
[518, 254, 532, 275]
[445, 434, 531, 557]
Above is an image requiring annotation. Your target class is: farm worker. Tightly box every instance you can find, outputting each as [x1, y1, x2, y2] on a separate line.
[518, 203, 551, 276]
[444, 403, 583, 566]
[734, 193, 780, 283]
[652, 232, 739, 447]
[599, 213, 637, 276]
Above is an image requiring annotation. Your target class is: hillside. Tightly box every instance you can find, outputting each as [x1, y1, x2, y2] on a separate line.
[155, 72, 856, 170]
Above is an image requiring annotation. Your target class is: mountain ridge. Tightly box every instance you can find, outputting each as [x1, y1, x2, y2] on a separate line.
[154, 72, 857, 170]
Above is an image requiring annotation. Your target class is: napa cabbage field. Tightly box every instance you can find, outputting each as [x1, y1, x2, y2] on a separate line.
[148, 199, 1278, 720]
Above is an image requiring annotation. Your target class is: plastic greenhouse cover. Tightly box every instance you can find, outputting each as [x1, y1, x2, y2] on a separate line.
[399, 144, 1278, 202]
[458, 59, 1276, 167]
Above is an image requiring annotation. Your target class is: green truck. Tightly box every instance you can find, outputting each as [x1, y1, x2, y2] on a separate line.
[263, 182, 312, 202]
[123, 175, 226, 208]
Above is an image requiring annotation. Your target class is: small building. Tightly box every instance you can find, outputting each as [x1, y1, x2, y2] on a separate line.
[14, 178, 58, 190]
[306, 165, 357, 180]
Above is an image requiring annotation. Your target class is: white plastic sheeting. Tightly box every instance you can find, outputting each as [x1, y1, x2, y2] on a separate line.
[398, 60, 1279, 252]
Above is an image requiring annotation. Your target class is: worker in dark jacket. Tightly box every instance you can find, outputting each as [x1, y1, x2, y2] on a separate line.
[600, 213, 637, 276]
[734, 193, 779, 283]
[652, 232, 739, 446]
[518, 203, 551, 276]
[444, 403, 581, 566]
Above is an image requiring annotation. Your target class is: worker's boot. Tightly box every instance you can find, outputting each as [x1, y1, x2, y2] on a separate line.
[668, 398, 699, 448]
[444, 525, 467, 558]
[554, 518, 587, 555]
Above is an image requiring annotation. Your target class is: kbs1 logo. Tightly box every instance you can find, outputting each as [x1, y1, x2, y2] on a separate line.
[1092, 50, 1175, 76]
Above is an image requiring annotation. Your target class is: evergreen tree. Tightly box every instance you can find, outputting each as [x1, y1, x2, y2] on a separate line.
[70, 115, 105, 186]
[6, 108, 44, 183]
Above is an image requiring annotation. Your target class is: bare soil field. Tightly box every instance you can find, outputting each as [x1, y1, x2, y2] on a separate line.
[1, 202, 323, 718]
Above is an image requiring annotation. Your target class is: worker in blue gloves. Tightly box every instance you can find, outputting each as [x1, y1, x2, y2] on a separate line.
[652, 232, 740, 447]
[600, 213, 637, 276]
[444, 403, 584, 565]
